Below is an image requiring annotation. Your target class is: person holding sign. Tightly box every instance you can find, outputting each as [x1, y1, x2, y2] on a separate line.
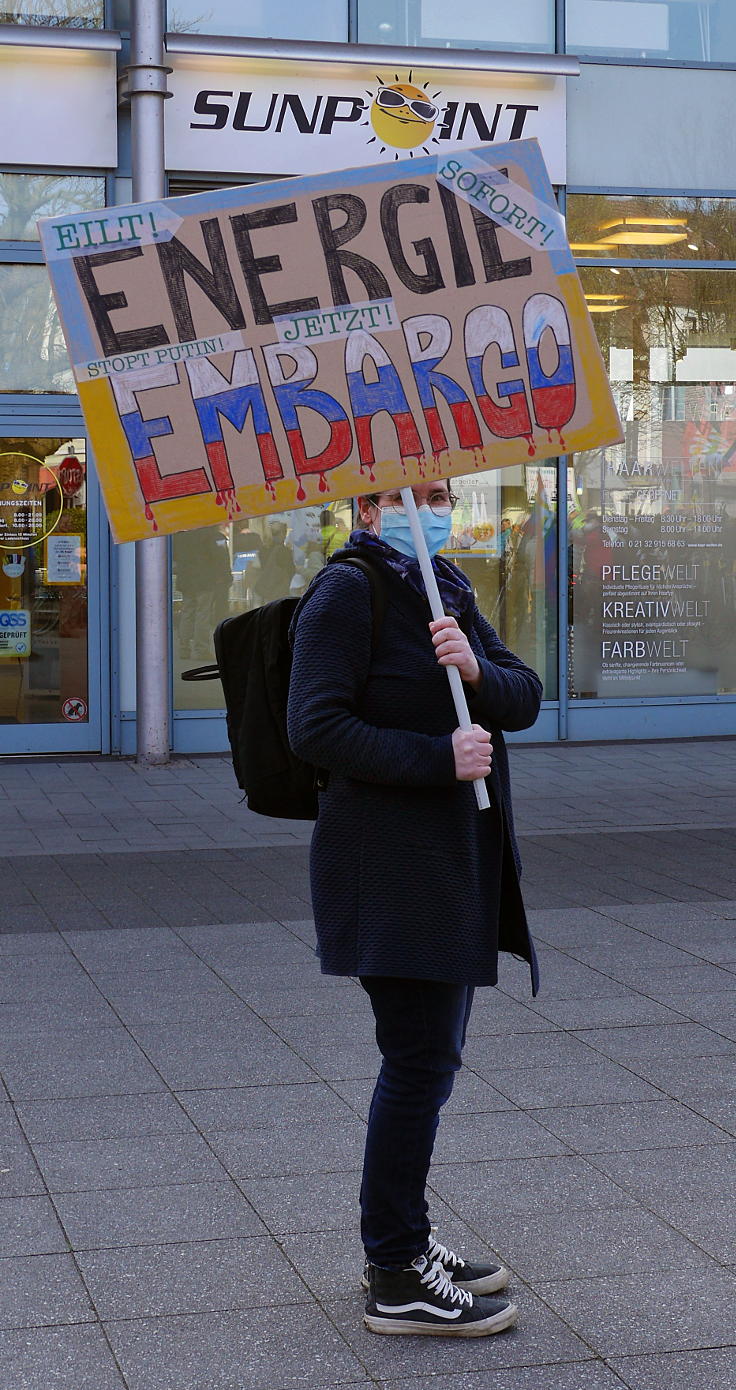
[287, 478, 542, 1338]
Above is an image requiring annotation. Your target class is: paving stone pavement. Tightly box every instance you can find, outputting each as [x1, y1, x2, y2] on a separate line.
[1, 739, 736, 1389]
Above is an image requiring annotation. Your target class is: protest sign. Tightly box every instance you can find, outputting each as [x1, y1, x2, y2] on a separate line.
[39, 138, 623, 544]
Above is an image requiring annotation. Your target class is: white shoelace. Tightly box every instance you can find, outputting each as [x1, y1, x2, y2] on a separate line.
[427, 1236, 465, 1273]
[419, 1257, 473, 1308]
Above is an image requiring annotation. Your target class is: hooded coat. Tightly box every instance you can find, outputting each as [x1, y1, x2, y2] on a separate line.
[287, 547, 542, 992]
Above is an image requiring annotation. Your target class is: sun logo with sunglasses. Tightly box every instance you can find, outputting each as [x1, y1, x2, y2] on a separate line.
[364, 73, 443, 157]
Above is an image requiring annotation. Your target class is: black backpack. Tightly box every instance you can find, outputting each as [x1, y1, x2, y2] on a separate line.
[182, 553, 387, 820]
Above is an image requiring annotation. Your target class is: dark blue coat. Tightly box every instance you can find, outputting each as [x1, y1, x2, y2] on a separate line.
[287, 552, 542, 992]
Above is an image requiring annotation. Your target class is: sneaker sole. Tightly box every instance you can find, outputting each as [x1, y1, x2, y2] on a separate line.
[455, 1268, 510, 1294]
[361, 1267, 510, 1295]
[364, 1302, 519, 1337]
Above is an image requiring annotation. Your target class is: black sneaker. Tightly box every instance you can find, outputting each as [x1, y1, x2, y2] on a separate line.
[364, 1253, 518, 1337]
[361, 1233, 509, 1295]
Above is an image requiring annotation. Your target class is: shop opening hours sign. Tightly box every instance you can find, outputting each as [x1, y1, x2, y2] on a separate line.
[39, 139, 622, 543]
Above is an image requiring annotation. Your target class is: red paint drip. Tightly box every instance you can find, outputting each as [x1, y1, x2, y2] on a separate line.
[318, 472, 330, 493]
[144, 503, 158, 533]
[265, 478, 276, 499]
[525, 435, 536, 458]
[215, 490, 224, 507]
[296, 480, 306, 501]
[220, 487, 242, 521]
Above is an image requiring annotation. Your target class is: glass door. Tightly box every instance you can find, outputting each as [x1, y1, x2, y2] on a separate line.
[0, 431, 107, 753]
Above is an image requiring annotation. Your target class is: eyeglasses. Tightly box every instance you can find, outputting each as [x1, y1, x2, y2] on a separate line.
[375, 88, 439, 122]
[372, 495, 455, 517]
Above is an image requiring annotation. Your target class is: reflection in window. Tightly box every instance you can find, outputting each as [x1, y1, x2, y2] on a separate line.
[0, 266, 74, 394]
[174, 503, 353, 711]
[566, 0, 736, 64]
[450, 467, 557, 699]
[0, 1, 102, 25]
[166, 0, 347, 40]
[0, 438, 88, 726]
[571, 267, 736, 699]
[0, 175, 106, 243]
[174, 475, 557, 711]
[567, 194, 736, 264]
[358, 0, 553, 48]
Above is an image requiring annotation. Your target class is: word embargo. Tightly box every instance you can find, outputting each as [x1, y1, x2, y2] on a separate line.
[108, 296, 576, 511]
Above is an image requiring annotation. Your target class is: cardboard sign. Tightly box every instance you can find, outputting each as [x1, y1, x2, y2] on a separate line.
[39, 139, 622, 544]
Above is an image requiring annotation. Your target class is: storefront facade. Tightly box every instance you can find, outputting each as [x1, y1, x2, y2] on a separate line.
[2, 2, 736, 753]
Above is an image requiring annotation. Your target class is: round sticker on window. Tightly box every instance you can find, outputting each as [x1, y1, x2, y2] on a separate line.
[0, 452, 62, 551]
[62, 696, 88, 722]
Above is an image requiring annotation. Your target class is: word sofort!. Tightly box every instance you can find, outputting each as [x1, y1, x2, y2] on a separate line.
[71, 181, 576, 511]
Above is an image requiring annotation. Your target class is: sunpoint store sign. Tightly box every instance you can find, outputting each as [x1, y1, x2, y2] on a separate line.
[165, 55, 566, 182]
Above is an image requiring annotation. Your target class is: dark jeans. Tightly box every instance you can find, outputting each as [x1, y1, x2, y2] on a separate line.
[359, 975, 474, 1269]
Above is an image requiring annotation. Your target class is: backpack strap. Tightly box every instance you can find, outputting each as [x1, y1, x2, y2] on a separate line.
[328, 552, 387, 654]
[181, 663, 219, 682]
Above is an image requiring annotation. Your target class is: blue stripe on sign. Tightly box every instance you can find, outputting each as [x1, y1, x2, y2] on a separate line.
[527, 343, 574, 389]
[195, 387, 272, 441]
[347, 364, 413, 418]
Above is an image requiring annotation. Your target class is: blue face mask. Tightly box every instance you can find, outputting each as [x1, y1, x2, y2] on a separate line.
[378, 505, 452, 559]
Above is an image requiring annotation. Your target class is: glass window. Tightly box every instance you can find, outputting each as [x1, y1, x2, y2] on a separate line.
[450, 466, 558, 698]
[0, 439, 89, 725]
[0, 174, 105, 243]
[358, 0, 554, 48]
[0, 265, 74, 394]
[566, 0, 736, 65]
[0, 2, 102, 25]
[570, 267, 736, 699]
[567, 194, 736, 264]
[174, 502, 353, 710]
[174, 468, 557, 710]
[166, 0, 348, 41]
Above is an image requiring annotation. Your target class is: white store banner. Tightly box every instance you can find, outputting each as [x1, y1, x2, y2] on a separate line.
[0, 46, 118, 169]
[166, 55, 567, 183]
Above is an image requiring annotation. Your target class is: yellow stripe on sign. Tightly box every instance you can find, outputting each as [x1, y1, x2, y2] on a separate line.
[78, 378, 148, 542]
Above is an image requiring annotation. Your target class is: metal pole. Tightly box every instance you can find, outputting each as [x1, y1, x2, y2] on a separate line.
[129, 0, 171, 764]
[400, 488, 491, 811]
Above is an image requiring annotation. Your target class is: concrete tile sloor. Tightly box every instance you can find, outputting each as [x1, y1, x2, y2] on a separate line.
[536, 1267, 736, 1356]
[384, 1368, 635, 1390]
[0, 1253, 96, 1330]
[0, 1136, 46, 1199]
[15, 1093, 196, 1143]
[2, 745, 736, 1386]
[53, 1181, 266, 1250]
[0, 1195, 69, 1257]
[607, 1347, 736, 1390]
[175, 1081, 358, 1132]
[0, 1324, 127, 1389]
[474, 1203, 713, 1281]
[532, 1098, 732, 1153]
[104, 1304, 366, 1390]
[208, 1117, 368, 1179]
[77, 1235, 310, 1319]
[29, 1133, 229, 1194]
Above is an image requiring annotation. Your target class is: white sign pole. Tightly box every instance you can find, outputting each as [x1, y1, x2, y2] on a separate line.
[400, 487, 491, 812]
